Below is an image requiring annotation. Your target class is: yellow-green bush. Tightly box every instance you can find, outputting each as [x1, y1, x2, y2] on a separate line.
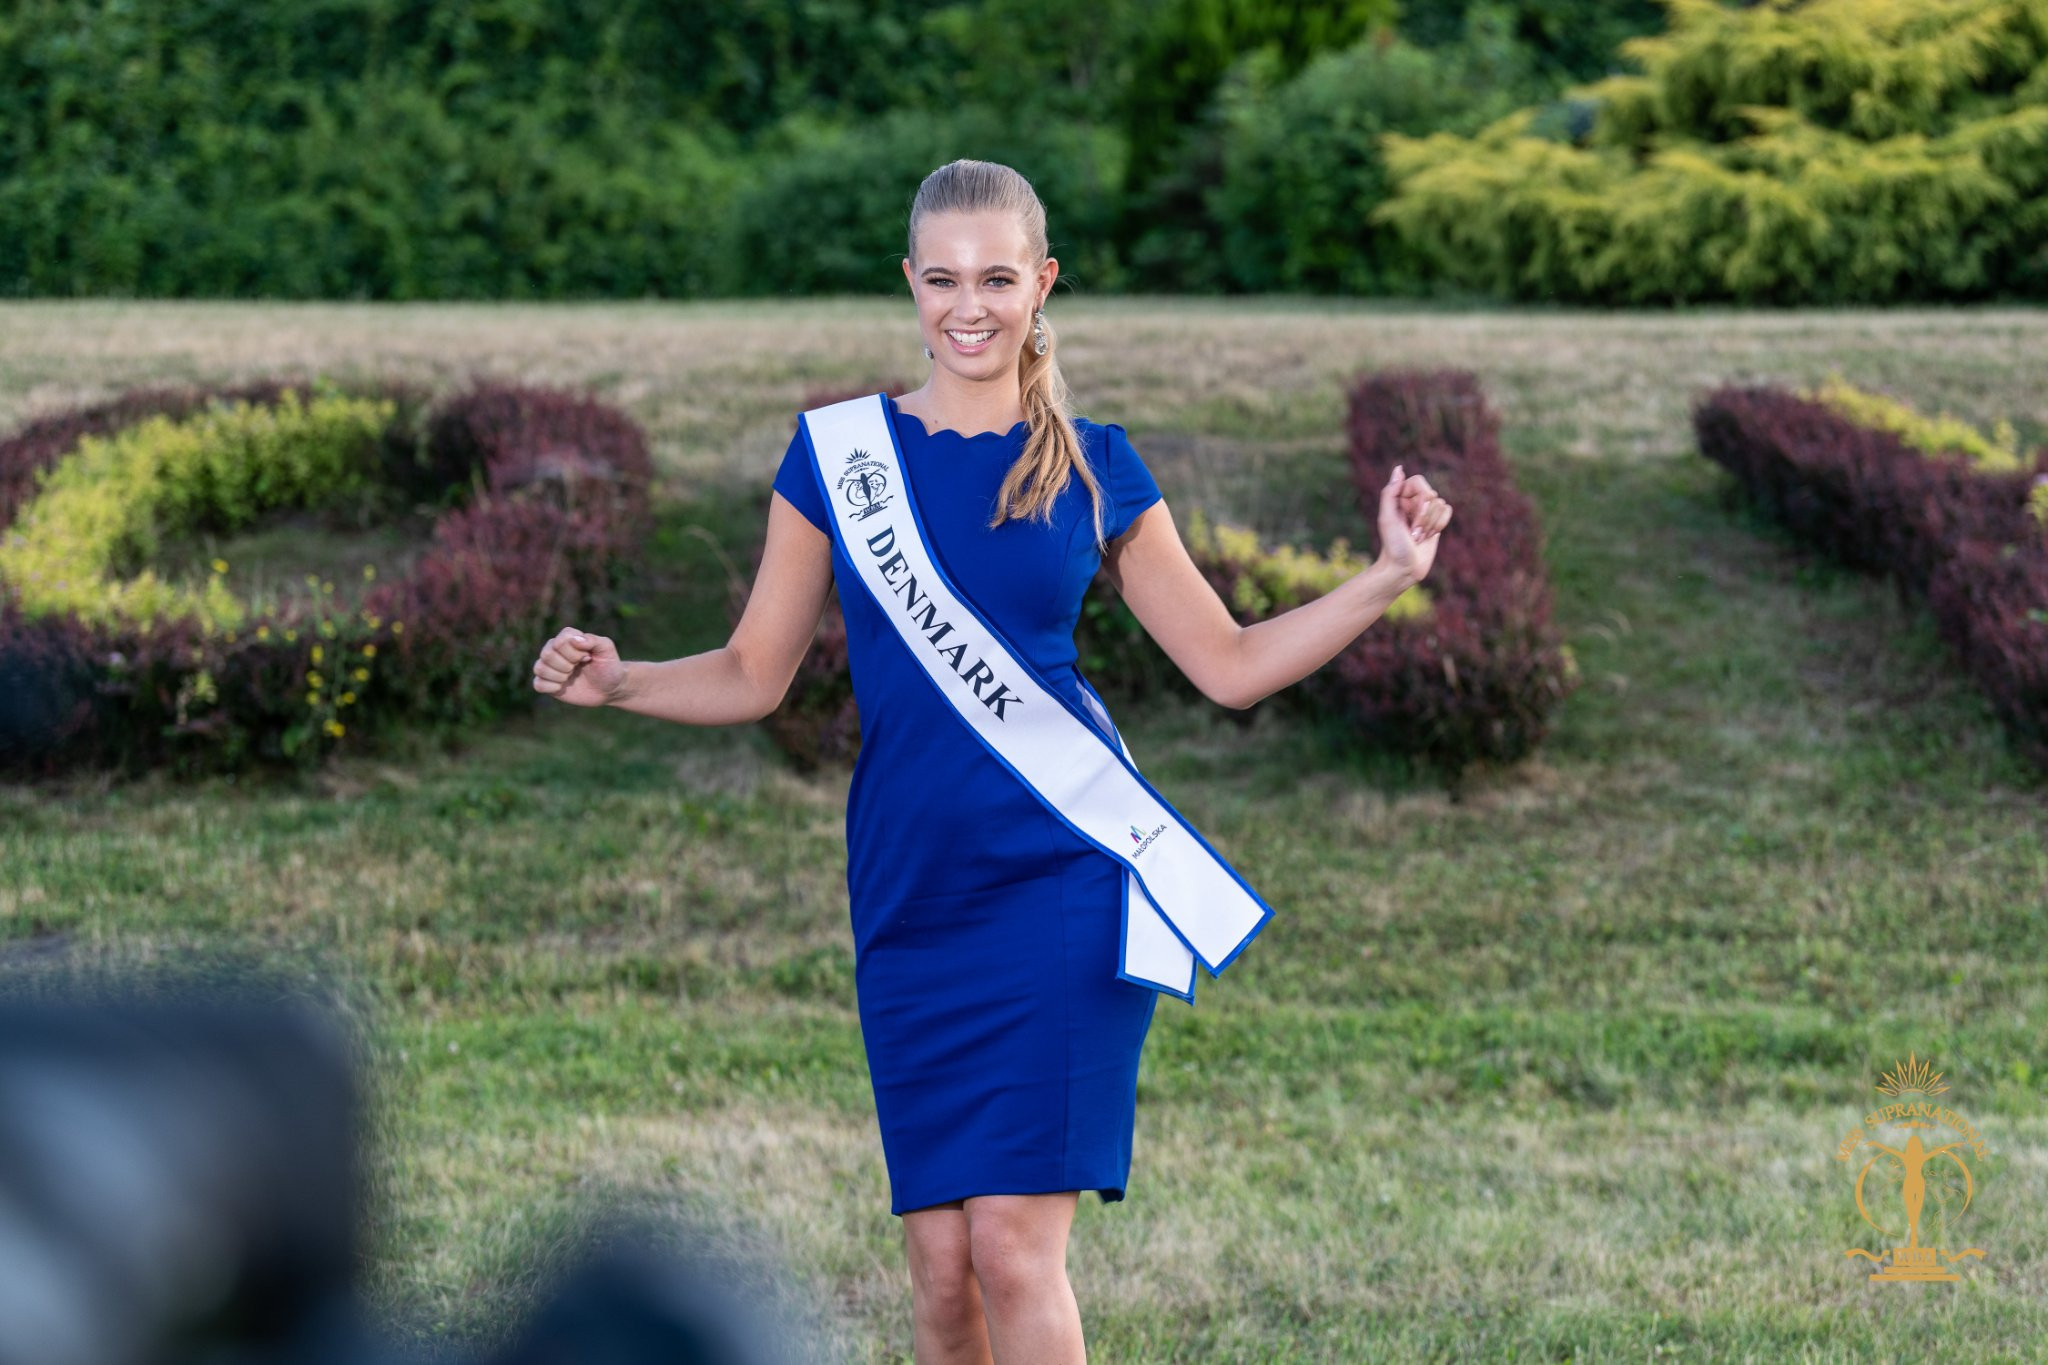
[1376, 0, 2048, 303]
[1073, 506, 1432, 701]
[1801, 376, 2027, 474]
[0, 390, 393, 633]
[1183, 506, 1432, 620]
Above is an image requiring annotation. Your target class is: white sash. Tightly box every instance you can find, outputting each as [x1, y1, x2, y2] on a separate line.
[798, 393, 1273, 1003]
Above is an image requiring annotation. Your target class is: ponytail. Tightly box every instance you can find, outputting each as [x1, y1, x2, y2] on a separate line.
[990, 308, 1105, 548]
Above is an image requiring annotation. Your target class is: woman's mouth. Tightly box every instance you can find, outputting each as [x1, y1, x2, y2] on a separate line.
[945, 328, 996, 354]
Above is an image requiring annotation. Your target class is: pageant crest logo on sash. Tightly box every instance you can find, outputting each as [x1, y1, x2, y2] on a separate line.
[836, 448, 893, 520]
[1836, 1053, 1989, 1282]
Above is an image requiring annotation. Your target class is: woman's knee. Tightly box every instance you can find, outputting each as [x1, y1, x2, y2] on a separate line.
[964, 1195, 1073, 1303]
[904, 1207, 979, 1317]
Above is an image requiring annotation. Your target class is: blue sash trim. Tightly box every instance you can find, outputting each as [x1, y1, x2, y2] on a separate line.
[1116, 872, 1197, 1003]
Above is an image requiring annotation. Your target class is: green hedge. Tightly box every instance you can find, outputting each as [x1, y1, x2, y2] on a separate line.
[0, 68, 739, 300]
[0, 391, 395, 631]
[1211, 34, 1537, 294]
[0, 380, 653, 774]
[728, 109, 1126, 296]
[1376, 0, 2048, 304]
[0, 0, 1673, 300]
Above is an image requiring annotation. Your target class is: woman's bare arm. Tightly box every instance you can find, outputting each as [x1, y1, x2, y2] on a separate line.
[1103, 466, 1450, 711]
[531, 491, 834, 724]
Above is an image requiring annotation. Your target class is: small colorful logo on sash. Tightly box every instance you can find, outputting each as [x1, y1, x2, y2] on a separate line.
[1129, 822, 1167, 857]
[836, 448, 893, 521]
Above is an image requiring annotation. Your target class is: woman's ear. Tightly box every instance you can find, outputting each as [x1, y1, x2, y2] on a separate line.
[1038, 255, 1060, 306]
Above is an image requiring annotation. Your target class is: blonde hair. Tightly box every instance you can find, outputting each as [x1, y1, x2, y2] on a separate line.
[907, 159, 1106, 548]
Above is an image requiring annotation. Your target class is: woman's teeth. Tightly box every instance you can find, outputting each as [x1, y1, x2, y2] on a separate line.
[948, 329, 994, 346]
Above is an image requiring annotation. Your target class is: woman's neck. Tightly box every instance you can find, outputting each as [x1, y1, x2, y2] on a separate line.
[898, 369, 1024, 438]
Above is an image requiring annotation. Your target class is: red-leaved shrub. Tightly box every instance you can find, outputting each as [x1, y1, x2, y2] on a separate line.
[1928, 543, 2048, 769]
[423, 383, 654, 503]
[0, 380, 648, 775]
[1318, 370, 1577, 765]
[1695, 385, 2048, 770]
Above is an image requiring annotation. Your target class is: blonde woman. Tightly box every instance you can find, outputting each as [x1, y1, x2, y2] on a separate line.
[530, 159, 1449, 1365]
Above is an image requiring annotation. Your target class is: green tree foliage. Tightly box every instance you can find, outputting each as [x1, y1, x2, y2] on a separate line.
[0, 0, 747, 297]
[1375, 0, 2048, 303]
[0, 0, 1171, 297]
[728, 109, 1125, 295]
[1211, 30, 1541, 293]
[1119, 2, 1644, 292]
[1398, 0, 1670, 84]
[0, 0, 1692, 298]
[1113, 0, 1398, 285]
[1117, 0, 1395, 194]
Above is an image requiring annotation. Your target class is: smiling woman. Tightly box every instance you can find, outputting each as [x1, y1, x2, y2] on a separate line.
[900, 164, 1107, 552]
[529, 157, 1453, 1365]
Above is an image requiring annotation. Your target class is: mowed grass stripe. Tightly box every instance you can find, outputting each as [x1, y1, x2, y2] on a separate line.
[360, 1075, 2048, 1354]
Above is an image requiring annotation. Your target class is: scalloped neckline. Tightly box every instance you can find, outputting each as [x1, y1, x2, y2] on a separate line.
[886, 394, 1027, 444]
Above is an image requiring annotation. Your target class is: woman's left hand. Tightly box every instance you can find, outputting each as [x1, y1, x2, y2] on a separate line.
[1375, 463, 1451, 586]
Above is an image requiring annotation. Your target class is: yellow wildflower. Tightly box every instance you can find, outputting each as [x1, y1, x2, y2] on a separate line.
[311, 644, 324, 664]
[307, 671, 324, 688]
[361, 644, 377, 659]
[339, 691, 356, 706]
[323, 719, 345, 738]
[210, 558, 228, 574]
[352, 667, 369, 682]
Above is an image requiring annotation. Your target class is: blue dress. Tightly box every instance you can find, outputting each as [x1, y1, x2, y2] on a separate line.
[773, 394, 1166, 1216]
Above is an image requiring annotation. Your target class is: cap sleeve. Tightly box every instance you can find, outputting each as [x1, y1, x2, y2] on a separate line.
[772, 425, 832, 535]
[1096, 421, 1162, 542]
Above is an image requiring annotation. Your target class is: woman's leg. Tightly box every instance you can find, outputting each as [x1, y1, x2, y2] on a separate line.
[963, 1192, 1084, 1365]
[902, 1199, 993, 1365]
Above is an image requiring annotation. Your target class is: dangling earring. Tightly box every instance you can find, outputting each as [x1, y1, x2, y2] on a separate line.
[1032, 308, 1048, 357]
[923, 343, 933, 360]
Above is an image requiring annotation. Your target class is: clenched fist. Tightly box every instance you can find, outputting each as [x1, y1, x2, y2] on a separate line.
[1375, 462, 1452, 587]
[531, 626, 627, 707]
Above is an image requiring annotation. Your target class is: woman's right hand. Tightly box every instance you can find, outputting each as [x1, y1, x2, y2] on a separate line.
[532, 626, 627, 707]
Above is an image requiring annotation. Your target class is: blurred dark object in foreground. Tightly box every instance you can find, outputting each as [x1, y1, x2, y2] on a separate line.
[0, 980, 800, 1365]
[493, 1238, 799, 1365]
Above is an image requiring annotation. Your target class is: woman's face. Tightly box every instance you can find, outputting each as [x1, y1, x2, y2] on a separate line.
[903, 210, 1058, 383]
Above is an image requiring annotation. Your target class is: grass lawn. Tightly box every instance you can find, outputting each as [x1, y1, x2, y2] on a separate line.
[3, 300, 2045, 1362]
